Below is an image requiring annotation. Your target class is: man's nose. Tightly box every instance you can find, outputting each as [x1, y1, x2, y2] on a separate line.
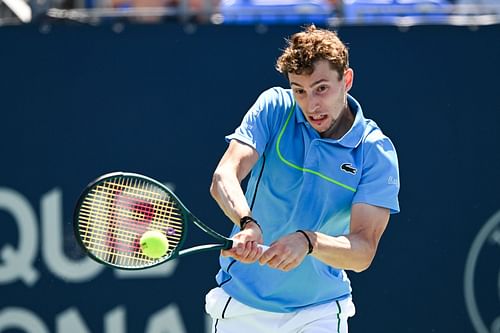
[307, 95, 319, 113]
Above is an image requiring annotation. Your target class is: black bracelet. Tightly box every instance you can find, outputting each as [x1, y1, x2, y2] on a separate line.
[296, 230, 313, 254]
[240, 216, 261, 231]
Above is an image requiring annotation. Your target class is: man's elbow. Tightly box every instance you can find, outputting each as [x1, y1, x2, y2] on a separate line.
[351, 252, 376, 273]
[209, 171, 222, 200]
[351, 260, 371, 273]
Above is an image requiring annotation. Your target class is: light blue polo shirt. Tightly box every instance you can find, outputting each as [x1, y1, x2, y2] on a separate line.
[216, 87, 400, 313]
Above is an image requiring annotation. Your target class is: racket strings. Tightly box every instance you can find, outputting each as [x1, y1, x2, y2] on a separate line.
[77, 177, 185, 268]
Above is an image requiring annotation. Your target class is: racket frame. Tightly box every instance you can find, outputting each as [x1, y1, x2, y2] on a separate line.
[73, 171, 233, 270]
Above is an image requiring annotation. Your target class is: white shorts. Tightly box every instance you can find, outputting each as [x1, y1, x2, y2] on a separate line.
[205, 287, 356, 333]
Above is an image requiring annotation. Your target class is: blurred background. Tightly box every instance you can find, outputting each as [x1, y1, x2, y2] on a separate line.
[1, 0, 500, 26]
[0, 0, 499, 332]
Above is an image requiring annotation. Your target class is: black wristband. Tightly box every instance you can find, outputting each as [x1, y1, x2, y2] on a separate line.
[240, 216, 261, 231]
[296, 229, 313, 254]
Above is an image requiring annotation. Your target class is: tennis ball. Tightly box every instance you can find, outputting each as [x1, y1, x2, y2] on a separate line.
[140, 230, 169, 259]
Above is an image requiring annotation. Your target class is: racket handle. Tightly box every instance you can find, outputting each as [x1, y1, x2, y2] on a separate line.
[229, 239, 269, 252]
[257, 244, 269, 252]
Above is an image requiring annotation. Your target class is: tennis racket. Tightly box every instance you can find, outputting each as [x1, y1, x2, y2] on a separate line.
[74, 171, 266, 270]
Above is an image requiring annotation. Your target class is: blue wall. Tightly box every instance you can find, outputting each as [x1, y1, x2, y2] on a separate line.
[0, 23, 499, 332]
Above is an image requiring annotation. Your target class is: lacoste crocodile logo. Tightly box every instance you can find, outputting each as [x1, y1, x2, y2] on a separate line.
[340, 163, 357, 175]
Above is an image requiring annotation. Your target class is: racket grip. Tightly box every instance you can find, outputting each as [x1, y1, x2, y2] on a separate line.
[229, 240, 269, 252]
[257, 244, 269, 252]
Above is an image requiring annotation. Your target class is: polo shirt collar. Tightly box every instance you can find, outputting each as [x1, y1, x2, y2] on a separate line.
[294, 94, 366, 148]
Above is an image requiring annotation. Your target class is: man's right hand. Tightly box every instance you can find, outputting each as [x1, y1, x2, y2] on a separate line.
[221, 223, 264, 263]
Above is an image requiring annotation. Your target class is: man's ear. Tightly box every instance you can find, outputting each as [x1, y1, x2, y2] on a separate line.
[344, 68, 354, 91]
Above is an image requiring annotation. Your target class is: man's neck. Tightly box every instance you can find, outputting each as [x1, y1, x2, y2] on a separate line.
[321, 104, 354, 139]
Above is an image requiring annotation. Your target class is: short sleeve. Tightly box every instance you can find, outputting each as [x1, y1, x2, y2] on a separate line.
[353, 132, 400, 214]
[225, 88, 289, 156]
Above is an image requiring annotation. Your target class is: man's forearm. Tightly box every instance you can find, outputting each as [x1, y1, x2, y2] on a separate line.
[307, 232, 376, 273]
[210, 170, 251, 226]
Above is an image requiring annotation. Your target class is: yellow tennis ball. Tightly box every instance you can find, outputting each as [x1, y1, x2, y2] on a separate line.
[140, 230, 169, 259]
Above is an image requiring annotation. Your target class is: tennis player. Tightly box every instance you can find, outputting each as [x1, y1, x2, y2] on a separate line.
[206, 25, 400, 333]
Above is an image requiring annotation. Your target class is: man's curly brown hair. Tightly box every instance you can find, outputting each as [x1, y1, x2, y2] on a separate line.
[276, 25, 349, 80]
